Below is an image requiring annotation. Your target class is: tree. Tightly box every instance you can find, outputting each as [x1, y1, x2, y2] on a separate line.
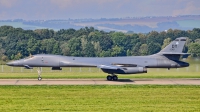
[0, 48, 5, 59]
[52, 42, 60, 54]
[100, 50, 112, 57]
[27, 38, 40, 55]
[138, 33, 147, 44]
[1, 25, 200, 59]
[60, 42, 70, 56]
[139, 44, 148, 55]
[188, 43, 200, 57]
[14, 53, 22, 60]
[166, 29, 174, 39]
[67, 38, 82, 56]
[55, 28, 76, 41]
[92, 41, 102, 56]
[188, 28, 200, 40]
[162, 38, 171, 49]
[147, 31, 162, 44]
[111, 45, 125, 56]
[83, 42, 95, 57]
[148, 42, 161, 54]
[132, 42, 141, 56]
[34, 29, 55, 39]
[111, 32, 136, 52]
[1, 55, 8, 62]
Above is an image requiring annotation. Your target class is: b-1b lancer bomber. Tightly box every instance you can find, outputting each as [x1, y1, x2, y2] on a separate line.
[7, 37, 189, 81]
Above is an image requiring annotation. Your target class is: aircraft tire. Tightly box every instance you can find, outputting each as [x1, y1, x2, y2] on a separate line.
[107, 75, 113, 81]
[38, 77, 42, 81]
[113, 76, 118, 81]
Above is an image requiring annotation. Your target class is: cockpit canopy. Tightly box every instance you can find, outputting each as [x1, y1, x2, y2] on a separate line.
[25, 55, 34, 59]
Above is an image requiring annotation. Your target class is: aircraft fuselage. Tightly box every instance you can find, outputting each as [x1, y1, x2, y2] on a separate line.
[7, 54, 189, 69]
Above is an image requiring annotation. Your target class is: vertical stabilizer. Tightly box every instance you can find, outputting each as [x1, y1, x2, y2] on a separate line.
[157, 37, 189, 60]
[158, 37, 187, 54]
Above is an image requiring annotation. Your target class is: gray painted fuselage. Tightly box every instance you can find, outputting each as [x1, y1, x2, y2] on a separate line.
[8, 54, 188, 68]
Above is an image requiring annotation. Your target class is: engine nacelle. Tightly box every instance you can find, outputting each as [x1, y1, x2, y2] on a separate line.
[101, 67, 147, 74]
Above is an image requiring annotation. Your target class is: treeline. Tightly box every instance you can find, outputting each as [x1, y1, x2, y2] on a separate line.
[0, 26, 200, 61]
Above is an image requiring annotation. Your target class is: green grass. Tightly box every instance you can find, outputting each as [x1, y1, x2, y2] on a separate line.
[0, 62, 199, 79]
[0, 85, 199, 112]
[0, 71, 200, 79]
[0, 63, 199, 79]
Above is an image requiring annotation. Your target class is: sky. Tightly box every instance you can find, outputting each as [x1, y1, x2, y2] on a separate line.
[0, 0, 200, 20]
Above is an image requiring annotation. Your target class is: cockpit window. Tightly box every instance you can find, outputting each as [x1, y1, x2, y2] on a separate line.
[180, 39, 186, 41]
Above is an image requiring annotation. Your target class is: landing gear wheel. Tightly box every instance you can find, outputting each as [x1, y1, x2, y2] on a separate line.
[107, 75, 113, 81]
[37, 67, 42, 81]
[38, 77, 42, 81]
[113, 75, 118, 81]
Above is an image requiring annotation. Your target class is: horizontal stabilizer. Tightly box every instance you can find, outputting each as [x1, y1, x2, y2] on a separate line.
[161, 52, 190, 55]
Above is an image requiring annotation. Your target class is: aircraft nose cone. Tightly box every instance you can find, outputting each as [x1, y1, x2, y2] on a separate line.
[6, 61, 19, 66]
[6, 62, 13, 66]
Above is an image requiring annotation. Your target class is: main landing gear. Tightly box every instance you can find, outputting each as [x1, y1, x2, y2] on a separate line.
[107, 74, 118, 81]
[37, 67, 42, 81]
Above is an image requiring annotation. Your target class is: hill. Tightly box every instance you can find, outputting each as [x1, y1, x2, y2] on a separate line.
[0, 15, 200, 33]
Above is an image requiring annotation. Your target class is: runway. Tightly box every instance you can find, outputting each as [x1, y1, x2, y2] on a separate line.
[0, 78, 200, 85]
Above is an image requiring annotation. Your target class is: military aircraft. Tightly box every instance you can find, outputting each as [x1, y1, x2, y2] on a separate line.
[7, 37, 189, 81]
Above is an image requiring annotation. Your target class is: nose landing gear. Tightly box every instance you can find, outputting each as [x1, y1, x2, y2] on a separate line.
[37, 67, 42, 81]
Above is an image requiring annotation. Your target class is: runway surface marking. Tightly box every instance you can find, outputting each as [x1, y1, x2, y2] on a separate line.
[0, 79, 200, 85]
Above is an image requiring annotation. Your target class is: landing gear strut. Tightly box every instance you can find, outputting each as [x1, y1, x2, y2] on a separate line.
[107, 74, 118, 81]
[37, 67, 42, 81]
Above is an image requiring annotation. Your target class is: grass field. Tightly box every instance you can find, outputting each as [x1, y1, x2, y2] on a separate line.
[0, 71, 200, 79]
[0, 62, 199, 112]
[0, 85, 200, 112]
[0, 63, 199, 79]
